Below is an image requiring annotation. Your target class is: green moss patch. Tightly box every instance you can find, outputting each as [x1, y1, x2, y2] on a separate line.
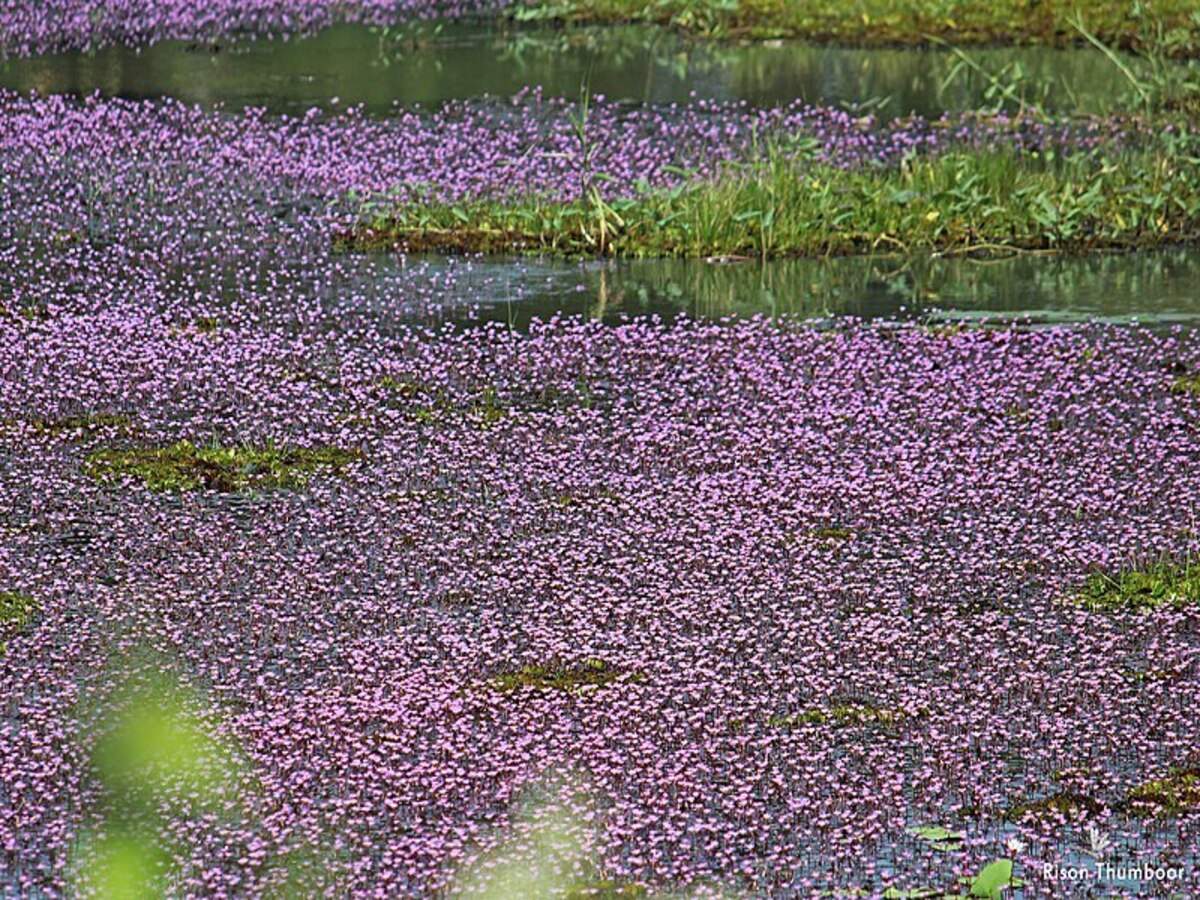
[1126, 768, 1200, 817]
[0, 590, 38, 654]
[1170, 374, 1200, 396]
[3, 412, 133, 438]
[811, 526, 857, 541]
[84, 441, 360, 493]
[1004, 791, 1103, 823]
[565, 881, 648, 899]
[1073, 561, 1200, 613]
[491, 659, 627, 693]
[769, 702, 909, 729]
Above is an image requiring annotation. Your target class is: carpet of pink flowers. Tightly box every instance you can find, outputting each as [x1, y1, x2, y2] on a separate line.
[1, 4, 1200, 899]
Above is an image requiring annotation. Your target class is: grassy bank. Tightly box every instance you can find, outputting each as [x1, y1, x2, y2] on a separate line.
[511, 0, 1200, 56]
[345, 142, 1200, 259]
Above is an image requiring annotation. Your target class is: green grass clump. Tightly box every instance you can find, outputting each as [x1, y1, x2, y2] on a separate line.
[1126, 768, 1200, 817]
[1005, 791, 1103, 822]
[1170, 374, 1200, 396]
[811, 526, 856, 541]
[84, 441, 360, 493]
[3, 412, 133, 438]
[492, 659, 625, 693]
[511, 0, 1200, 54]
[349, 145, 1200, 260]
[0, 590, 38, 654]
[769, 703, 906, 729]
[566, 881, 648, 899]
[1074, 561, 1200, 613]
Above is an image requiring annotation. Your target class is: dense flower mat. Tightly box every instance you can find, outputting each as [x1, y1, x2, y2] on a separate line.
[0, 0, 506, 56]
[0, 19, 1198, 900]
[2, 310, 1200, 895]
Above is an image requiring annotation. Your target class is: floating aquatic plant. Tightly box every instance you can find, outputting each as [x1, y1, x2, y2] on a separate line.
[83, 441, 360, 493]
[492, 659, 626, 693]
[1126, 768, 1200, 817]
[1073, 560, 1200, 612]
[1004, 791, 1104, 823]
[0, 590, 37, 653]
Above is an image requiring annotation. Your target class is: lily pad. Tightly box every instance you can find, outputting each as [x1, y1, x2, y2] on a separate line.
[907, 824, 965, 853]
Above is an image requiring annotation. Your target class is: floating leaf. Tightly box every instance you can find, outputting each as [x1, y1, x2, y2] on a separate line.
[969, 859, 1013, 898]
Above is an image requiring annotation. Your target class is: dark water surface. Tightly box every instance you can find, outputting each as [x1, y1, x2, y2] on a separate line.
[1, 22, 1136, 117]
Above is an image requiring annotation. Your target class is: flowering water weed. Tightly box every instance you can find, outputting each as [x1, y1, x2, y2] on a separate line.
[2, 5, 1200, 898]
[3, 315, 1200, 895]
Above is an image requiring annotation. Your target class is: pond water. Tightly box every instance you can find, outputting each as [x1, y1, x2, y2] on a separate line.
[325, 248, 1200, 332]
[0, 22, 1138, 118]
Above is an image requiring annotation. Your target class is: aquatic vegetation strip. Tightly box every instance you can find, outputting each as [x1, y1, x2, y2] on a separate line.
[0, 89, 1164, 308]
[356, 139, 1200, 258]
[514, 0, 1200, 55]
[3, 318, 1200, 895]
[3, 0, 1199, 57]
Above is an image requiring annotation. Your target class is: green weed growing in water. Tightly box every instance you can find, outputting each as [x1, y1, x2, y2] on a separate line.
[1126, 767, 1200, 817]
[0, 590, 38, 655]
[84, 441, 360, 493]
[1073, 557, 1200, 612]
[492, 659, 627, 693]
[1170, 373, 1200, 396]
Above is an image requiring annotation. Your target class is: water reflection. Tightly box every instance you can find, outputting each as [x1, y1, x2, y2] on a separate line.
[332, 248, 1200, 331]
[0, 22, 1137, 117]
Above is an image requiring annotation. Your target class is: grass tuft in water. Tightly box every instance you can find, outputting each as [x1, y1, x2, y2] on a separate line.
[1170, 374, 1200, 396]
[492, 659, 625, 693]
[1126, 768, 1200, 817]
[3, 412, 133, 438]
[84, 441, 360, 493]
[1005, 791, 1104, 822]
[1073, 560, 1200, 612]
[0, 590, 38, 654]
[349, 144, 1200, 260]
[769, 703, 907, 729]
